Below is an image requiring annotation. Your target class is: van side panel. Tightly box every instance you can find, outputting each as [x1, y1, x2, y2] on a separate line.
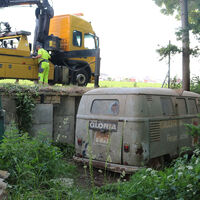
[150, 119, 179, 158]
[122, 95, 149, 166]
[178, 118, 192, 149]
[149, 96, 194, 159]
[123, 121, 149, 166]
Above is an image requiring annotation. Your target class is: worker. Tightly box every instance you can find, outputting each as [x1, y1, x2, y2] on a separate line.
[33, 45, 51, 85]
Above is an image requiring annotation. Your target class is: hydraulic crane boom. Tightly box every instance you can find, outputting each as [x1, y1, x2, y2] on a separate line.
[0, 0, 54, 51]
[0, 0, 43, 6]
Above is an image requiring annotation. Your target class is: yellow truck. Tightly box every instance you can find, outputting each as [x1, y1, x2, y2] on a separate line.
[0, 0, 100, 86]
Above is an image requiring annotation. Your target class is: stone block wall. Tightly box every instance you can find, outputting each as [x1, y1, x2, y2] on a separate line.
[1, 94, 83, 145]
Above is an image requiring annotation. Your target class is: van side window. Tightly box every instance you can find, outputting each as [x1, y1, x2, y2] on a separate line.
[176, 98, 187, 115]
[73, 30, 82, 47]
[91, 100, 119, 115]
[188, 98, 198, 114]
[160, 97, 174, 116]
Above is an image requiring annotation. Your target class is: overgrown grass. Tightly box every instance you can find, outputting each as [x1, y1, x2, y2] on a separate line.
[95, 149, 200, 200]
[0, 79, 35, 85]
[0, 126, 82, 199]
[2, 125, 200, 199]
[88, 81, 162, 88]
[0, 79, 162, 88]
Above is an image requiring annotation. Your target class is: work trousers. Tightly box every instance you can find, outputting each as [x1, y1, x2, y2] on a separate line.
[38, 61, 50, 84]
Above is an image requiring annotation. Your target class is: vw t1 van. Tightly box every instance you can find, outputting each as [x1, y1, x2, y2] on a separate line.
[74, 88, 200, 173]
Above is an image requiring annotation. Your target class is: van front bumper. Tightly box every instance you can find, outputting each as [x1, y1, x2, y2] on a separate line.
[73, 156, 142, 174]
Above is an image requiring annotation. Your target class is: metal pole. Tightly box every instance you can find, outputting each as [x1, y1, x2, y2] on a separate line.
[168, 40, 171, 88]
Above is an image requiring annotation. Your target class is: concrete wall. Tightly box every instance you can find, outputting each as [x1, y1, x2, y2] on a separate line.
[31, 104, 53, 139]
[2, 96, 17, 127]
[53, 96, 75, 144]
[1, 94, 82, 145]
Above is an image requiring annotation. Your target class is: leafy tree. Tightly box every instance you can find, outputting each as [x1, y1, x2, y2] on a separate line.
[156, 43, 181, 61]
[153, 0, 200, 39]
[153, 0, 200, 90]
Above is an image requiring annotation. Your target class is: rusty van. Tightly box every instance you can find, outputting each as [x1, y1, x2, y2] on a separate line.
[74, 88, 200, 173]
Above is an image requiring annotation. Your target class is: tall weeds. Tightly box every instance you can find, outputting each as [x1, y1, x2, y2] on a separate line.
[0, 125, 77, 199]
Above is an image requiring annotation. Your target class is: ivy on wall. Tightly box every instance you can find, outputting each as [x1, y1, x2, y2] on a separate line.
[2, 84, 39, 133]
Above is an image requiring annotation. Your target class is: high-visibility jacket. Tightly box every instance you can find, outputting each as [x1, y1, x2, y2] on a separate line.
[38, 48, 51, 63]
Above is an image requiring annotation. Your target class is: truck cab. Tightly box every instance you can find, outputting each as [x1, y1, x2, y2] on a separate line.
[48, 14, 100, 86]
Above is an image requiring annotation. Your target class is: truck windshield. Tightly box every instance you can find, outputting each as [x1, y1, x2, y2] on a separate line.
[84, 33, 96, 49]
[91, 99, 119, 115]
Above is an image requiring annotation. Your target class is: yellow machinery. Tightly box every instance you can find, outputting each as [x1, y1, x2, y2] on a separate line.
[0, 1, 100, 86]
[0, 31, 54, 81]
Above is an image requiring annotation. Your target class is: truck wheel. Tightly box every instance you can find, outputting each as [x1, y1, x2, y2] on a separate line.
[76, 70, 89, 86]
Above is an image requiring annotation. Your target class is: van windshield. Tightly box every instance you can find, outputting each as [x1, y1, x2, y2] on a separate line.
[91, 99, 119, 115]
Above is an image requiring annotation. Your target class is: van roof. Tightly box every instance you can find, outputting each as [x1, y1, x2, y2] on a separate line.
[85, 88, 200, 97]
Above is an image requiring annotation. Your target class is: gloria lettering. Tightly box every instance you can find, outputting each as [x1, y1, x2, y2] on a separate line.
[89, 120, 118, 132]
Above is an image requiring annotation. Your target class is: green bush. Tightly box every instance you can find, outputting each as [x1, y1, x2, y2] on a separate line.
[0, 125, 77, 199]
[190, 76, 200, 94]
[54, 143, 75, 159]
[96, 150, 200, 200]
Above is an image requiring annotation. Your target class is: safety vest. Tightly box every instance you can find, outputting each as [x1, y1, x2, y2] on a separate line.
[38, 48, 51, 64]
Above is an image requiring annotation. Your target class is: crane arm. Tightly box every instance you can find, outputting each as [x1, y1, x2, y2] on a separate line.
[0, 0, 41, 7]
[0, 0, 53, 17]
[0, 0, 54, 51]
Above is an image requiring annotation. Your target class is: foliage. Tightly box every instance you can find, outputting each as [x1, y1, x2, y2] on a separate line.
[170, 76, 182, 89]
[156, 42, 200, 60]
[153, 0, 200, 40]
[185, 114, 200, 139]
[54, 142, 75, 159]
[95, 148, 200, 200]
[162, 76, 182, 89]
[162, 75, 200, 92]
[190, 76, 200, 94]
[1, 84, 39, 133]
[156, 43, 181, 61]
[0, 125, 77, 199]
[15, 90, 36, 133]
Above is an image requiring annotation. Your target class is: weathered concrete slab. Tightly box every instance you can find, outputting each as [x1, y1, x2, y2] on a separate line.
[31, 124, 53, 139]
[32, 104, 53, 124]
[31, 104, 53, 139]
[53, 96, 75, 144]
[1, 96, 16, 126]
[54, 96, 75, 116]
[54, 116, 75, 144]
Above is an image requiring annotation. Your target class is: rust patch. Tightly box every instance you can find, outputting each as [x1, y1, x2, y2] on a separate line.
[136, 147, 144, 155]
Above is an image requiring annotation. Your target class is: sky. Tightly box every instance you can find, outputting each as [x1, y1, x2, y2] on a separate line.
[0, 0, 200, 82]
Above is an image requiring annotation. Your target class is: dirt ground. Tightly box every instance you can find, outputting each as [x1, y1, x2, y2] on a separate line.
[74, 162, 129, 188]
